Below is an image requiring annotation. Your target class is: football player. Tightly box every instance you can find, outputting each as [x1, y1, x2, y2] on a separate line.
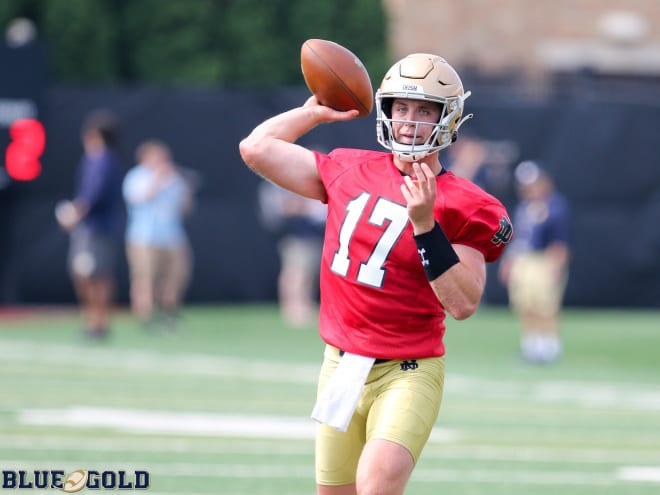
[240, 53, 513, 495]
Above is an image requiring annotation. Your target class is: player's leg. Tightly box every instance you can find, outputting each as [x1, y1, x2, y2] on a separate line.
[86, 274, 114, 334]
[356, 357, 445, 495]
[508, 255, 544, 361]
[159, 243, 192, 330]
[127, 244, 156, 325]
[317, 482, 356, 495]
[519, 254, 567, 363]
[316, 416, 365, 495]
[68, 231, 95, 333]
[70, 274, 93, 330]
[315, 346, 364, 495]
[355, 439, 414, 495]
[69, 231, 115, 336]
[87, 234, 117, 335]
[532, 259, 568, 363]
[315, 351, 444, 495]
[277, 237, 311, 327]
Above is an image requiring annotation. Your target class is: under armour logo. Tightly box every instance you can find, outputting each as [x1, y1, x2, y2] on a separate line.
[417, 248, 430, 266]
[491, 216, 513, 246]
[400, 360, 419, 371]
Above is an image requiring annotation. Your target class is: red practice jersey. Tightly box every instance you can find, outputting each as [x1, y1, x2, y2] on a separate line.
[314, 148, 512, 359]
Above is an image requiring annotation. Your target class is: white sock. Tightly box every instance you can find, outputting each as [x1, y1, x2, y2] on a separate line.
[539, 334, 562, 363]
[521, 332, 542, 361]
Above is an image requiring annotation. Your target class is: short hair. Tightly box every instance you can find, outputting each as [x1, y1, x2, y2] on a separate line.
[134, 139, 171, 164]
[82, 109, 120, 148]
[514, 160, 550, 186]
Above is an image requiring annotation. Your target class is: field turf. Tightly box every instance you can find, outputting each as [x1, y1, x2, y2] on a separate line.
[0, 304, 658, 494]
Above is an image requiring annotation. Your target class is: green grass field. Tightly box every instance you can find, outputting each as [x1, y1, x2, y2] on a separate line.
[1, 304, 659, 494]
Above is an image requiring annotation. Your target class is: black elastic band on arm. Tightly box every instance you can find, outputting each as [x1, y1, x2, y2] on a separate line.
[413, 222, 460, 281]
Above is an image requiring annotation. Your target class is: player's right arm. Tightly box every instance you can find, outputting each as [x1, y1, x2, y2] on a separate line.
[239, 96, 358, 202]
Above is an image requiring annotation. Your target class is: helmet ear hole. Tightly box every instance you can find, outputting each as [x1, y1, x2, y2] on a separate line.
[381, 124, 391, 142]
[380, 98, 393, 142]
[381, 98, 393, 118]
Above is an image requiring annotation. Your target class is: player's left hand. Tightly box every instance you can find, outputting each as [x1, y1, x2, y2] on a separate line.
[400, 162, 437, 235]
[55, 200, 81, 231]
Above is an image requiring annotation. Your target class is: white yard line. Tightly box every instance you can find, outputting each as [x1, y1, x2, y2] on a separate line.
[446, 375, 660, 411]
[0, 340, 319, 384]
[5, 431, 660, 465]
[2, 339, 659, 411]
[16, 406, 460, 442]
[11, 406, 660, 463]
[617, 466, 660, 482]
[0, 435, 313, 455]
[423, 444, 660, 464]
[7, 404, 660, 488]
[18, 407, 317, 439]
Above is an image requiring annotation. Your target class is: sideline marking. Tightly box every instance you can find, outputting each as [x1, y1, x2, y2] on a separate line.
[3, 340, 660, 410]
[0, 340, 319, 384]
[617, 466, 660, 482]
[19, 407, 315, 439]
[18, 406, 460, 442]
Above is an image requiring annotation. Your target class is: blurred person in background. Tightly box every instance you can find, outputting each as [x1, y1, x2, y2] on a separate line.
[122, 139, 194, 332]
[443, 131, 488, 184]
[498, 160, 571, 364]
[444, 132, 520, 202]
[55, 109, 124, 339]
[258, 181, 326, 327]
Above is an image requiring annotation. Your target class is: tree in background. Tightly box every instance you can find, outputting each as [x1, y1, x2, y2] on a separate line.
[0, 0, 388, 87]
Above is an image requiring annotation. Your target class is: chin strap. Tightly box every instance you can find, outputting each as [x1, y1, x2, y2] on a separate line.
[455, 90, 473, 133]
[456, 113, 473, 133]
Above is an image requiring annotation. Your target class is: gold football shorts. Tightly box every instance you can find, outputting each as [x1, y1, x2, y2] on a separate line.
[508, 253, 568, 317]
[315, 345, 445, 486]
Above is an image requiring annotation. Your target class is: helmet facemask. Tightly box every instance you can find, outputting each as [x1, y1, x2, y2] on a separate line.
[375, 54, 472, 162]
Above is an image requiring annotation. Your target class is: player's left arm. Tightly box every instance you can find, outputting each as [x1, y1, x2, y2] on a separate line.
[402, 162, 492, 320]
[429, 244, 486, 320]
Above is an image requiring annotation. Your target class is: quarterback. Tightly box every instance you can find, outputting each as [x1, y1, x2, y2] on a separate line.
[240, 53, 512, 495]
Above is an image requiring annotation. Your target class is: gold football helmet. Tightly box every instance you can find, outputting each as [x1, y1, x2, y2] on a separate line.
[376, 53, 472, 161]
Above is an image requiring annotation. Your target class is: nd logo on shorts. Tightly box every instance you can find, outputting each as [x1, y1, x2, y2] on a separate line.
[400, 359, 419, 371]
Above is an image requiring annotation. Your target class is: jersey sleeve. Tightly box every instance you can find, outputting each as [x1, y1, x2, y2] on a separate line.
[452, 202, 513, 263]
[313, 149, 346, 193]
[314, 148, 376, 196]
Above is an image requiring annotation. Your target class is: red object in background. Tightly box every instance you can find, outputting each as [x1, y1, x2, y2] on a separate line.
[5, 118, 46, 181]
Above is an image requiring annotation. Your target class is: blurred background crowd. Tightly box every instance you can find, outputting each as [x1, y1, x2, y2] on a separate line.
[0, 0, 658, 317]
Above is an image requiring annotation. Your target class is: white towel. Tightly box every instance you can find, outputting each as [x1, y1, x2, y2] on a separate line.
[311, 352, 375, 432]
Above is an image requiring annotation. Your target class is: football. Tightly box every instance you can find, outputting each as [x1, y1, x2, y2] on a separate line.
[300, 39, 373, 117]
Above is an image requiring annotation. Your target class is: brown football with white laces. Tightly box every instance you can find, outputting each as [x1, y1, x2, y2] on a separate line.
[300, 38, 373, 117]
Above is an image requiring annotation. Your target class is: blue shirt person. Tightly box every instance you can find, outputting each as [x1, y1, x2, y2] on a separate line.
[122, 140, 193, 330]
[498, 160, 571, 363]
[55, 109, 124, 338]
